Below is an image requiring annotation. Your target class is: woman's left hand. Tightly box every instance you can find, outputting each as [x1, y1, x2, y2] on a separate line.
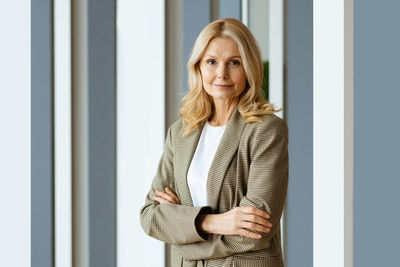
[153, 187, 180, 204]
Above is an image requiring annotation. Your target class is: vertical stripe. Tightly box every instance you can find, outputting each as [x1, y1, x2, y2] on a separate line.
[116, 1, 165, 267]
[88, 0, 117, 266]
[241, 0, 249, 26]
[285, 0, 313, 266]
[183, 0, 211, 94]
[219, 0, 241, 20]
[54, 0, 72, 266]
[354, 0, 400, 266]
[71, 0, 89, 266]
[166, 0, 184, 126]
[32, 0, 54, 267]
[314, 0, 353, 266]
[344, 1, 354, 266]
[268, 0, 284, 118]
[0, 1, 31, 267]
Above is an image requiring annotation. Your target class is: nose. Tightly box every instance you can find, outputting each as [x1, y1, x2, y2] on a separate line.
[217, 64, 228, 79]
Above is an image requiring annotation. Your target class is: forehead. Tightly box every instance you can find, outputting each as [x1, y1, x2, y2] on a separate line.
[202, 37, 241, 57]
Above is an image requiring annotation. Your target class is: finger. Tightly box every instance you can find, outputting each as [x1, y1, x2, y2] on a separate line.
[238, 228, 262, 239]
[241, 221, 271, 234]
[153, 195, 174, 204]
[241, 206, 270, 219]
[155, 190, 179, 204]
[242, 213, 272, 228]
[155, 190, 176, 203]
[165, 187, 175, 195]
[165, 188, 180, 204]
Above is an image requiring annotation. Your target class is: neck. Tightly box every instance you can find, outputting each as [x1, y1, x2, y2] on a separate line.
[209, 97, 238, 126]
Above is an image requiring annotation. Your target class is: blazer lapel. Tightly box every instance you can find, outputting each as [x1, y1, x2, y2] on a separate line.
[174, 120, 204, 207]
[174, 105, 246, 211]
[207, 105, 246, 212]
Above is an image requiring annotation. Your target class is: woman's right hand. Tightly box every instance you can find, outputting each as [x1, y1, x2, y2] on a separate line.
[197, 207, 272, 239]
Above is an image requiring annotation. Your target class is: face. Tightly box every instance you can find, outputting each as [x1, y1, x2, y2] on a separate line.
[199, 37, 247, 103]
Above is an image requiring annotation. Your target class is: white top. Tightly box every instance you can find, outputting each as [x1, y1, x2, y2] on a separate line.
[187, 121, 227, 207]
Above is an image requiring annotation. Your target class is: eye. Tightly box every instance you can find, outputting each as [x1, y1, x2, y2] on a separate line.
[206, 59, 216, 65]
[230, 60, 241, 66]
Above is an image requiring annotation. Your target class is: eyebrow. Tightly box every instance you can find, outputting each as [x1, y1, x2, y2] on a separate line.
[204, 54, 242, 59]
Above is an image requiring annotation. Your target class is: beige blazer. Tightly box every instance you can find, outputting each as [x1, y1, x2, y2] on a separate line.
[140, 105, 289, 267]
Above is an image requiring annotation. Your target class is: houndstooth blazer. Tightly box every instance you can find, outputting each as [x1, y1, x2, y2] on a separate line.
[140, 104, 289, 267]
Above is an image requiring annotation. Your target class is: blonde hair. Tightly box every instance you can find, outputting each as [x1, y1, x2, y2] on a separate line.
[178, 18, 281, 137]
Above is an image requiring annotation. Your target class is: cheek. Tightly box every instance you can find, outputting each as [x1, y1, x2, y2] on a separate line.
[200, 68, 214, 84]
[233, 71, 247, 87]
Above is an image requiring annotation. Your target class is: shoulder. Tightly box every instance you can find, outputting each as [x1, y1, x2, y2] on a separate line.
[167, 118, 184, 140]
[244, 114, 288, 138]
[243, 114, 289, 156]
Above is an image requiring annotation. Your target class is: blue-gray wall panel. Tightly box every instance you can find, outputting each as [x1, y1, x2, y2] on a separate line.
[219, 0, 241, 20]
[285, 0, 313, 266]
[354, 1, 400, 266]
[183, 0, 211, 92]
[88, 0, 116, 266]
[31, 1, 54, 267]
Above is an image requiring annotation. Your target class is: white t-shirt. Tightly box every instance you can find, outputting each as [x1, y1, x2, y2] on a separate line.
[187, 121, 227, 207]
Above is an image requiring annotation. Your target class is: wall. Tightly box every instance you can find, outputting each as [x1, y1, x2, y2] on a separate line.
[354, 1, 400, 266]
[285, 0, 313, 266]
[0, 1, 31, 267]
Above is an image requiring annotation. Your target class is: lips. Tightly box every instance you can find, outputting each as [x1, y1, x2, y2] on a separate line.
[213, 84, 233, 88]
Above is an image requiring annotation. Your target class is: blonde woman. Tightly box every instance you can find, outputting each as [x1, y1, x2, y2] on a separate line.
[140, 18, 288, 267]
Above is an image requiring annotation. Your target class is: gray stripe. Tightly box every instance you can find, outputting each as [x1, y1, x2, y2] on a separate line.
[354, 0, 400, 266]
[183, 0, 211, 93]
[219, 0, 241, 20]
[87, 0, 116, 266]
[31, 0, 54, 266]
[285, 0, 313, 266]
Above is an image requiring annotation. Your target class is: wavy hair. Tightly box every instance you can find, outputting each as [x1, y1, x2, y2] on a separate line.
[178, 18, 281, 137]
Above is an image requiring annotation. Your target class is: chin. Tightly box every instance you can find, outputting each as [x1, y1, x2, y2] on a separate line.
[211, 93, 233, 99]
[205, 88, 238, 101]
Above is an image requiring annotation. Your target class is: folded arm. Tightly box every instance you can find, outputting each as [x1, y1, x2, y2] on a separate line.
[181, 117, 289, 260]
[140, 125, 212, 245]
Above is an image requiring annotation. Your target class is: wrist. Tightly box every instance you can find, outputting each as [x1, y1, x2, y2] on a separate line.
[196, 214, 218, 234]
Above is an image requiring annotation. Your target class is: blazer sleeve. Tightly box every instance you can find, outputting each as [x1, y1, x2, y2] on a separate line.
[181, 117, 289, 260]
[140, 125, 212, 245]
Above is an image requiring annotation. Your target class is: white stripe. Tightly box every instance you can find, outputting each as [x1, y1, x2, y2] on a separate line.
[269, 0, 284, 119]
[55, 0, 72, 266]
[0, 1, 31, 267]
[313, 0, 354, 266]
[242, 0, 249, 26]
[117, 1, 166, 266]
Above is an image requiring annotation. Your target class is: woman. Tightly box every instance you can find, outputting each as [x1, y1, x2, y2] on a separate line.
[140, 18, 288, 267]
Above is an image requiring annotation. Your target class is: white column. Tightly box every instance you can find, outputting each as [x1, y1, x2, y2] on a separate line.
[0, 1, 31, 267]
[268, 0, 284, 118]
[55, 0, 72, 267]
[313, 0, 354, 267]
[117, 1, 166, 267]
[266, 0, 286, 257]
[241, 0, 249, 26]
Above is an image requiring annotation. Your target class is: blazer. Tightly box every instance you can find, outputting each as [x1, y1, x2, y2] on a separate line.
[140, 104, 289, 267]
